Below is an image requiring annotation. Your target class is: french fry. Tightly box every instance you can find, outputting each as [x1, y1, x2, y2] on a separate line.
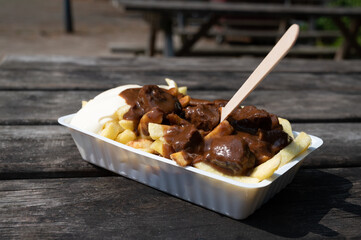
[204, 120, 233, 140]
[138, 109, 163, 138]
[82, 101, 88, 108]
[178, 86, 187, 95]
[194, 162, 260, 184]
[179, 95, 191, 107]
[250, 154, 281, 180]
[170, 151, 192, 167]
[127, 139, 155, 154]
[165, 78, 178, 90]
[148, 123, 171, 140]
[100, 120, 123, 140]
[150, 138, 172, 157]
[150, 138, 164, 154]
[115, 129, 136, 144]
[116, 105, 131, 120]
[278, 131, 311, 167]
[279, 117, 294, 139]
[139, 148, 157, 154]
[165, 78, 187, 94]
[119, 119, 135, 131]
[166, 113, 190, 126]
[126, 138, 153, 149]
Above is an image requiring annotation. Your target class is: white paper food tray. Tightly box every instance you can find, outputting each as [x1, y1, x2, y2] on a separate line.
[59, 114, 323, 219]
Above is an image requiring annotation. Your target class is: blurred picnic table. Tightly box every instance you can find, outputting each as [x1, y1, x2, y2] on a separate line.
[0, 55, 361, 238]
[113, 0, 361, 59]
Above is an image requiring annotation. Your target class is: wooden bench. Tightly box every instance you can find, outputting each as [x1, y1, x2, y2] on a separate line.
[63, 0, 74, 33]
[110, 43, 338, 58]
[175, 28, 341, 44]
[113, 0, 361, 59]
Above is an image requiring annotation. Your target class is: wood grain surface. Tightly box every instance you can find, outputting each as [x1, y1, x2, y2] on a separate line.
[1, 55, 360, 239]
[1, 69, 360, 92]
[2, 55, 361, 72]
[1, 168, 360, 239]
[1, 90, 360, 124]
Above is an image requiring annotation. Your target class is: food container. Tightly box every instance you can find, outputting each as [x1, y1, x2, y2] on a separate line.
[59, 114, 323, 219]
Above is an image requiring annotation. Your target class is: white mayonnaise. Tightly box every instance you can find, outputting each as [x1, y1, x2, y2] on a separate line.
[70, 84, 140, 133]
[70, 84, 172, 134]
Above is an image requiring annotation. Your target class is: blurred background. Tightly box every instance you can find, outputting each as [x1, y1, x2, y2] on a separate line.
[0, 0, 148, 57]
[0, 0, 360, 59]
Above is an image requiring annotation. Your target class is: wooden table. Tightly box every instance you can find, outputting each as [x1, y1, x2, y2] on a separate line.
[1, 55, 360, 239]
[114, 0, 361, 59]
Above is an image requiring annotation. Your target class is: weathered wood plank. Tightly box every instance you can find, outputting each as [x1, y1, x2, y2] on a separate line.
[291, 123, 361, 168]
[0, 123, 359, 178]
[1, 55, 361, 73]
[0, 126, 113, 179]
[0, 91, 93, 125]
[0, 167, 360, 239]
[1, 69, 360, 92]
[0, 90, 359, 124]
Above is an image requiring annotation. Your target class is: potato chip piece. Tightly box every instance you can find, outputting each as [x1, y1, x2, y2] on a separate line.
[250, 154, 281, 180]
[194, 162, 260, 184]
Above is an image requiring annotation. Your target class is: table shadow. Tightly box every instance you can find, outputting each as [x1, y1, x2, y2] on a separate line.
[243, 169, 361, 238]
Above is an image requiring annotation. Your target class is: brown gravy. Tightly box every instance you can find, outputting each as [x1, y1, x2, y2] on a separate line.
[119, 85, 292, 176]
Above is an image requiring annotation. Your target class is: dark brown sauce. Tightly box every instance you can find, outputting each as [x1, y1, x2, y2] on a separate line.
[119, 85, 181, 130]
[119, 88, 140, 106]
[184, 104, 220, 131]
[205, 135, 256, 176]
[236, 131, 273, 165]
[138, 108, 164, 136]
[119, 86, 292, 176]
[164, 125, 204, 154]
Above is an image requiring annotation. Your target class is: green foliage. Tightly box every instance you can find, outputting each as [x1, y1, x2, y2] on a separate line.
[315, 0, 361, 46]
[328, 0, 361, 7]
